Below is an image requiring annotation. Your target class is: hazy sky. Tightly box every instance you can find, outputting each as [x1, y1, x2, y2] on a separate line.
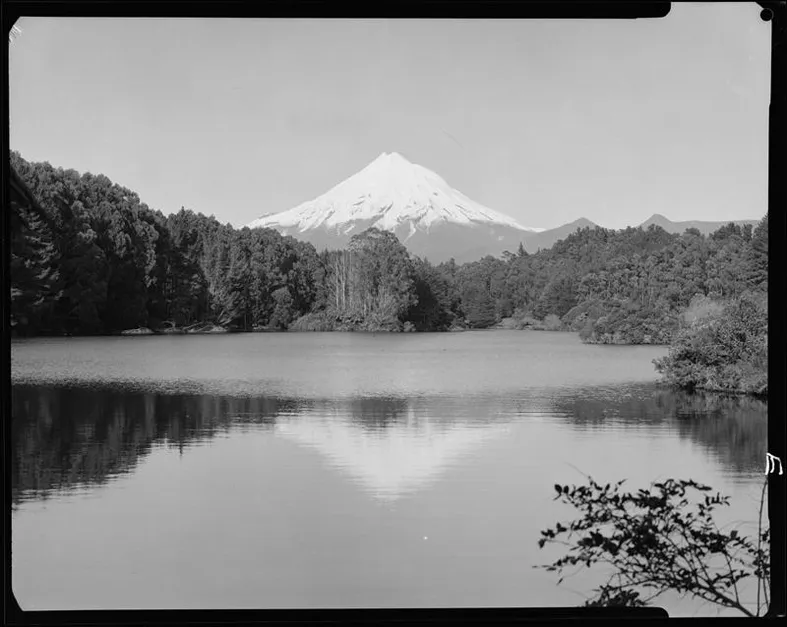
[10, 4, 770, 231]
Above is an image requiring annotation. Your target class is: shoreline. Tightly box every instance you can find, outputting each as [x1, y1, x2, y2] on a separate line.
[10, 326, 675, 345]
[11, 331, 766, 400]
[11, 328, 763, 399]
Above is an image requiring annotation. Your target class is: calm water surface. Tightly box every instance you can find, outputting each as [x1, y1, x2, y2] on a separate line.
[11, 331, 767, 615]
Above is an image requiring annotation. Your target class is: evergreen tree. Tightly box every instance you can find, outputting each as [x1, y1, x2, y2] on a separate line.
[745, 213, 768, 290]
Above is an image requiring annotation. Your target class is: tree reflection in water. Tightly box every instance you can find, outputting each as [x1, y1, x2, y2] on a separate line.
[11, 385, 286, 503]
[11, 382, 766, 504]
[553, 384, 766, 475]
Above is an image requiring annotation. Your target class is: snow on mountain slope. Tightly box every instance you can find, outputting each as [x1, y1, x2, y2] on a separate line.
[248, 152, 543, 237]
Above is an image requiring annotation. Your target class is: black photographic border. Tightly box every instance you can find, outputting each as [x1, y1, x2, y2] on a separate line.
[2, 1, 784, 625]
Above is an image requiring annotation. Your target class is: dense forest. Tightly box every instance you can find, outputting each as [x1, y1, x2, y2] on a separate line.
[9, 152, 768, 392]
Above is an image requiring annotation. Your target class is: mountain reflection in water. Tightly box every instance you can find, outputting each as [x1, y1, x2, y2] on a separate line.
[11, 383, 766, 505]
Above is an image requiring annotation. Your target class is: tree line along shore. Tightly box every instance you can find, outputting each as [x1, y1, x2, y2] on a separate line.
[10, 152, 767, 396]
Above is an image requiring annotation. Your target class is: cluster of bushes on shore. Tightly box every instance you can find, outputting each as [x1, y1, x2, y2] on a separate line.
[562, 299, 678, 345]
[498, 309, 563, 331]
[288, 309, 417, 333]
[120, 323, 228, 336]
[654, 292, 768, 396]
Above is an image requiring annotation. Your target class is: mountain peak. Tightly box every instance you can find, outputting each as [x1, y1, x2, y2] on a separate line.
[571, 217, 596, 227]
[364, 151, 419, 177]
[376, 151, 409, 163]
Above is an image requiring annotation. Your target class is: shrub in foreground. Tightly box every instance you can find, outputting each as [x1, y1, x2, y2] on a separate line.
[537, 476, 770, 616]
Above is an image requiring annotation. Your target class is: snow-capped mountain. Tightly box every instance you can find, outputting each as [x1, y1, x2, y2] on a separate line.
[248, 152, 543, 262]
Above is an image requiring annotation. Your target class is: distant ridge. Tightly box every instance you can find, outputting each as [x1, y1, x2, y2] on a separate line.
[519, 218, 598, 253]
[638, 213, 759, 236]
[517, 214, 761, 254]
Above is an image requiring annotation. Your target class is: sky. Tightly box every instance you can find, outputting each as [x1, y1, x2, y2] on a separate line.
[9, 4, 771, 231]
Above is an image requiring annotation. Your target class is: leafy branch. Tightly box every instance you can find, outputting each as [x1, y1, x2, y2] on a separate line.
[536, 476, 770, 616]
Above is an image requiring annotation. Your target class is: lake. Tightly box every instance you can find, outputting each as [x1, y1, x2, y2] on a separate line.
[10, 331, 768, 616]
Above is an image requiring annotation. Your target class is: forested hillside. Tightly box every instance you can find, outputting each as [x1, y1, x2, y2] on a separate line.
[10, 152, 767, 355]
